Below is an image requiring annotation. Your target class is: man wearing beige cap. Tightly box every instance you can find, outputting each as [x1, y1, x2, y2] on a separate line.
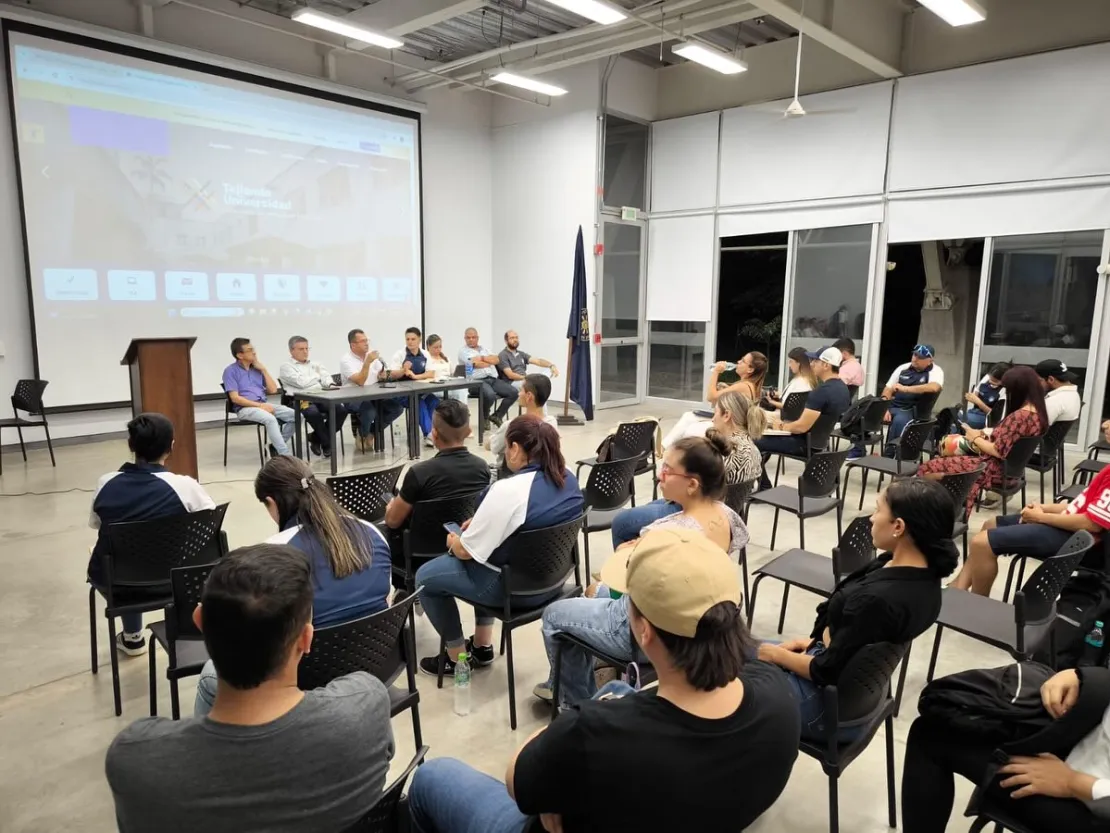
[405, 528, 800, 833]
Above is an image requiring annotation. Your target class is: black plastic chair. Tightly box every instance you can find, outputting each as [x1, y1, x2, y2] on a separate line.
[0, 378, 55, 475]
[1026, 419, 1077, 503]
[90, 504, 229, 716]
[799, 641, 907, 833]
[986, 397, 1008, 428]
[844, 418, 934, 510]
[725, 481, 756, 609]
[780, 390, 810, 423]
[220, 383, 265, 466]
[1057, 457, 1108, 501]
[965, 798, 1040, 833]
[830, 397, 890, 454]
[299, 593, 423, 753]
[549, 632, 656, 719]
[398, 493, 482, 597]
[147, 562, 215, 719]
[341, 745, 428, 833]
[328, 464, 406, 524]
[987, 434, 1042, 515]
[436, 515, 585, 730]
[935, 466, 986, 561]
[926, 531, 1096, 682]
[578, 454, 645, 578]
[749, 448, 849, 551]
[577, 420, 659, 503]
[770, 410, 841, 486]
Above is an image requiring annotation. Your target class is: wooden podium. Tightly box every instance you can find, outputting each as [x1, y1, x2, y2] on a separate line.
[121, 338, 198, 478]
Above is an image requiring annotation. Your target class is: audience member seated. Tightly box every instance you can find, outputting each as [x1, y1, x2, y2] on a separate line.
[223, 337, 295, 457]
[106, 544, 395, 833]
[882, 344, 944, 458]
[903, 666, 1110, 833]
[614, 392, 765, 545]
[488, 374, 559, 473]
[340, 328, 405, 452]
[960, 362, 1011, 430]
[389, 326, 439, 447]
[278, 335, 341, 458]
[384, 399, 491, 589]
[425, 333, 466, 404]
[194, 456, 392, 715]
[459, 327, 518, 428]
[1037, 358, 1083, 426]
[754, 346, 851, 490]
[537, 434, 749, 707]
[765, 346, 817, 411]
[834, 337, 865, 390]
[88, 412, 215, 656]
[415, 416, 583, 677]
[953, 418, 1110, 595]
[705, 350, 768, 405]
[757, 479, 958, 740]
[497, 329, 559, 394]
[918, 366, 1048, 516]
[407, 528, 800, 833]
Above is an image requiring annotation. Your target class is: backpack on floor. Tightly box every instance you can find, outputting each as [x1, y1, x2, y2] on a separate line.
[837, 395, 878, 440]
[1032, 568, 1110, 670]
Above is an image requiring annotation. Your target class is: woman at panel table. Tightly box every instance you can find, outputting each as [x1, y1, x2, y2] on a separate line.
[426, 334, 468, 405]
[193, 455, 391, 716]
[662, 351, 769, 449]
[765, 347, 817, 411]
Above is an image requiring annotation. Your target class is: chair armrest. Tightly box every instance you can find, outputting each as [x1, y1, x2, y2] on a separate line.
[821, 683, 841, 761]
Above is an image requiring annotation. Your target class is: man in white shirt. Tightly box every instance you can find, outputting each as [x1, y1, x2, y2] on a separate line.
[459, 327, 517, 429]
[279, 336, 338, 458]
[881, 344, 945, 457]
[1036, 359, 1083, 427]
[339, 329, 404, 451]
[486, 374, 559, 474]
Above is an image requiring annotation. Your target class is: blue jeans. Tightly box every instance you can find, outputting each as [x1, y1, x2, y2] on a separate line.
[237, 403, 296, 455]
[417, 394, 440, 437]
[883, 406, 915, 457]
[194, 659, 217, 717]
[755, 434, 808, 489]
[777, 643, 866, 742]
[958, 408, 988, 430]
[610, 500, 680, 547]
[542, 596, 643, 706]
[415, 555, 504, 649]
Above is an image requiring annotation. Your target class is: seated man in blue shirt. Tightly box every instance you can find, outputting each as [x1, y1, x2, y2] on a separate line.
[89, 412, 215, 655]
[388, 326, 438, 447]
[882, 345, 944, 457]
[222, 337, 296, 457]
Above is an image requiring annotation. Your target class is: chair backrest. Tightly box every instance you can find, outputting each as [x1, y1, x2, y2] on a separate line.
[1018, 530, 1095, 625]
[341, 747, 428, 833]
[1003, 435, 1044, 479]
[612, 421, 658, 460]
[988, 397, 1008, 427]
[452, 364, 466, 377]
[847, 384, 860, 403]
[166, 562, 217, 642]
[406, 492, 481, 557]
[831, 516, 875, 577]
[500, 515, 585, 597]
[833, 641, 908, 723]
[298, 593, 419, 691]
[914, 390, 940, 419]
[328, 464, 406, 523]
[12, 379, 47, 415]
[583, 454, 644, 511]
[1040, 419, 1077, 461]
[894, 418, 935, 462]
[781, 391, 809, 422]
[219, 382, 235, 414]
[104, 504, 229, 588]
[936, 465, 987, 522]
[805, 410, 840, 452]
[332, 373, 343, 386]
[861, 397, 891, 433]
[799, 448, 850, 498]
[724, 480, 755, 517]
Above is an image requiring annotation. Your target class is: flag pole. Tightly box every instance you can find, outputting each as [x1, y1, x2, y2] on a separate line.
[557, 338, 583, 426]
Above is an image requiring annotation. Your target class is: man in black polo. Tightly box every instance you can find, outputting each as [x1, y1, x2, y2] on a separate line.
[383, 399, 490, 588]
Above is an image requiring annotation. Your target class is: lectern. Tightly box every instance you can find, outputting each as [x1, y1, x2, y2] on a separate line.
[121, 337, 198, 478]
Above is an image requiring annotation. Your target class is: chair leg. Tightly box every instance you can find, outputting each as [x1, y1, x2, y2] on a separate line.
[107, 615, 122, 717]
[506, 628, 517, 731]
[652, 473, 658, 501]
[500, 626, 507, 657]
[551, 640, 564, 722]
[148, 641, 157, 717]
[410, 702, 424, 750]
[1003, 556, 1020, 603]
[170, 677, 181, 721]
[858, 468, 869, 511]
[967, 820, 990, 833]
[629, 480, 636, 508]
[43, 422, 55, 467]
[747, 574, 766, 628]
[926, 625, 944, 683]
[885, 713, 897, 829]
[16, 425, 26, 461]
[223, 421, 229, 466]
[1040, 469, 1046, 504]
[774, 455, 783, 487]
[962, 528, 969, 563]
[583, 533, 592, 582]
[798, 515, 805, 551]
[777, 584, 790, 635]
[770, 508, 780, 550]
[436, 638, 446, 690]
[827, 774, 840, 833]
[894, 642, 912, 717]
[740, 551, 751, 621]
[89, 587, 98, 674]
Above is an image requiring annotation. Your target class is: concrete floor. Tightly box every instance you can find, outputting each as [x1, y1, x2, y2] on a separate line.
[0, 402, 1062, 832]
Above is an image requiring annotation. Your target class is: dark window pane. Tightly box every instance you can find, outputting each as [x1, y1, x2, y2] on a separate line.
[649, 321, 706, 400]
[603, 115, 647, 210]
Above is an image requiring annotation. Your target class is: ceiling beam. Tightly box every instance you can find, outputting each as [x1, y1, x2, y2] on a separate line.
[747, 0, 902, 77]
[345, 0, 486, 44]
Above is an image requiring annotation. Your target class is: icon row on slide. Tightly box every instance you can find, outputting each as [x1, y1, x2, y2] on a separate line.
[42, 270, 412, 303]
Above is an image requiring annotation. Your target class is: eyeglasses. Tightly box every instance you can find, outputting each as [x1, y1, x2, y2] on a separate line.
[660, 462, 698, 485]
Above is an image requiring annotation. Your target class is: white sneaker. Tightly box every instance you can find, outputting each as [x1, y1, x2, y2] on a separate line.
[424, 435, 435, 448]
[116, 632, 147, 657]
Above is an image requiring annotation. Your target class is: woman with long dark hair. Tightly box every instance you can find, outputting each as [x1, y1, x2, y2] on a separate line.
[767, 347, 816, 410]
[917, 365, 1048, 516]
[758, 479, 958, 740]
[416, 415, 584, 677]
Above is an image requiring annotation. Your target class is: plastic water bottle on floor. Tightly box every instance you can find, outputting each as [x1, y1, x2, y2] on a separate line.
[454, 652, 471, 716]
[1080, 621, 1105, 666]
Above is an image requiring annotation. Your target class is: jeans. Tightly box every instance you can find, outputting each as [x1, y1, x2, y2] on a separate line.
[883, 406, 915, 457]
[958, 408, 988, 430]
[237, 403, 296, 455]
[541, 596, 644, 706]
[87, 564, 147, 634]
[775, 643, 866, 742]
[755, 434, 808, 490]
[415, 555, 504, 649]
[417, 394, 440, 437]
[610, 500, 681, 547]
[479, 378, 518, 421]
[194, 659, 217, 717]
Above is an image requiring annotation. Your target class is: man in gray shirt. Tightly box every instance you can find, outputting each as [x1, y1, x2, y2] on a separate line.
[497, 330, 559, 394]
[105, 543, 394, 833]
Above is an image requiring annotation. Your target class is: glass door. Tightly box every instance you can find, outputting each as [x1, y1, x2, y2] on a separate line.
[597, 220, 645, 408]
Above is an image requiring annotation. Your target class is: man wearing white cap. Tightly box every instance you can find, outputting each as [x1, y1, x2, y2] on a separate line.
[754, 346, 851, 490]
[405, 528, 800, 833]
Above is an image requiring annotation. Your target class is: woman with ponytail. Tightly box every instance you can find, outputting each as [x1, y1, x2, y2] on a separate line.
[758, 478, 958, 740]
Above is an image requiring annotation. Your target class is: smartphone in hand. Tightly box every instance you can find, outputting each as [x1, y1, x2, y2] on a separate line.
[443, 522, 463, 536]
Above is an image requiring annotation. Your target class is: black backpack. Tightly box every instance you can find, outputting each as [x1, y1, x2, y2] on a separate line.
[837, 395, 878, 441]
[1033, 568, 1110, 670]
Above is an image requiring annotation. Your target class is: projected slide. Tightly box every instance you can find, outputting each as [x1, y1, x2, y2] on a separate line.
[7, 30, 422, 407]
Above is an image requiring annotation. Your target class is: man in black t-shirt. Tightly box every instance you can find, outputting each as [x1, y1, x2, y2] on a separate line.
[383, 399, 489, 587]
[405, 528, 800, 833]
[755, 346, 852, 489]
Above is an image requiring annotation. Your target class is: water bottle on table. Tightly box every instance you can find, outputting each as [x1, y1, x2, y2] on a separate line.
[465, 358, 474, 379]
[1080, 620, 1105, 666]
[454, 651, 471, 715]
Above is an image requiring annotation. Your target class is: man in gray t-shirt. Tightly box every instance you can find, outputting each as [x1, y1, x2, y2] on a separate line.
[105, 544, 395, 833]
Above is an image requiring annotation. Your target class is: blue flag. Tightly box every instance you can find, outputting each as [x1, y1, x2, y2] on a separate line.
[566, 226, 594, 421]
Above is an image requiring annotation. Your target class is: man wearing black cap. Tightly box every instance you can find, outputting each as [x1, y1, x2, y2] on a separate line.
[1035, 359, 1081, 427]
[882, 344, 944, 457]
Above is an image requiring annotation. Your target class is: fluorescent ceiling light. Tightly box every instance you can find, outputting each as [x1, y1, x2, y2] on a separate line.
[544, 0, 627, 25]
[490, 71, 568, 97]
[291, 8, 404, 50]
[672, 42, 748, 75]
[916, 0, 986, 26]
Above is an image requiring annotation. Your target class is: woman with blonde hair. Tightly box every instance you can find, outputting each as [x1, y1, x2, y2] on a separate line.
[767, 347, 816, 411]
[708, 351, 768, 403]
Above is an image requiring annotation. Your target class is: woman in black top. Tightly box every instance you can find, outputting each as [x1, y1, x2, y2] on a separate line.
[758, 478, 959, 739]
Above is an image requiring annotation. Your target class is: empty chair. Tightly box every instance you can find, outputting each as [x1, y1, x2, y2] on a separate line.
[0, 378, 55, 475]
[578, 454, 644, 578]
[769, 411, 841, 487]
[328, 464, 406, 524]
[147, 562, 216, 719]
[577, 420, 659, 503]
[748, 448, 849, 551]
[221, 383, 265, 466]
[1058, 457, 1109, 501]
[843, 418, 933, 511]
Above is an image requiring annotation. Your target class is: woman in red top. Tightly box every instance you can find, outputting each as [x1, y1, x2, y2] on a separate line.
[917, 366, 1047, 517]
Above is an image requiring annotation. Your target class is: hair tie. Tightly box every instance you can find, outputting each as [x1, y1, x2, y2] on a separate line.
[300, 476, 312, 490]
